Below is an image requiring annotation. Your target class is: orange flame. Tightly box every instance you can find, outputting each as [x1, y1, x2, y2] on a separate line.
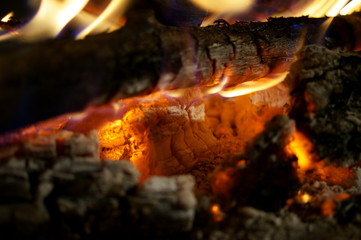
[287, 131, 314, 170]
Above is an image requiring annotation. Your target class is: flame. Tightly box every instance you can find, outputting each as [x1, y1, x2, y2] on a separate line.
[76, 0, 128, 39]
[340, 0, 361, 15]
[287, 131, 314, 170]
[190, 0, 254, 13]
[210, 204, 224, 222]
[1, 12, 14, 22]
[271, 0, 358, 18]
[218, 72, 287, 98]
[0, 0, 127, 42]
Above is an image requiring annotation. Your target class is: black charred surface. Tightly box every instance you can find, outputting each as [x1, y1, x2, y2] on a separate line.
[230, 115, 300, 212]
[0, 12, 360, 134]
[288, 45, 361, 165]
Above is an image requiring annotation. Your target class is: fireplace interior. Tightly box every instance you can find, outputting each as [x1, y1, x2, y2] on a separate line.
[0, 0, 361, 239]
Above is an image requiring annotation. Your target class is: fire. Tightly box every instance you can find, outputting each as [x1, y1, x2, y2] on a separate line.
[190, 0, 254, 13]
[321, 193, 350, 216]
[270, 0, 361, 18]
[75, 0, 129, 39]
[0, 0, 128, 42]
[1, 12, 14, 23]
[340, 0, 361, 15]
[201, 0, 361, 25]
[218, 73, 288, 98]
[210, 204, 225, 222]
[287, 131, 314, 170]
[287, 131, 357, 188]
[297, 191, 312, 203]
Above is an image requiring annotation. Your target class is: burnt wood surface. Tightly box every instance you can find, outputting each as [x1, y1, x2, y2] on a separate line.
[288, 45, 361, 165]
[0, 12, 360, 133]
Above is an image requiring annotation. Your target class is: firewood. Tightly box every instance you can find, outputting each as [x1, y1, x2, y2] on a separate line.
[288, 45, 361, 165]
[126, 175, 197, 237]
[0, 12, 360, 133]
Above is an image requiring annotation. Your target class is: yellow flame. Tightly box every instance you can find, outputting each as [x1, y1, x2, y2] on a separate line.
[218, 72, 287, 98]
[287, 131, 314, 170]
[190, 0, 254, 13]
[340, 0, 361, 15]
[0, 0, 129, 42]
[1, 12, 14, 22]
[327, 0, 350, 16]
[0, 0, 88, 42]
[76, 0, 128, 39]
[264, 0, 358, 20]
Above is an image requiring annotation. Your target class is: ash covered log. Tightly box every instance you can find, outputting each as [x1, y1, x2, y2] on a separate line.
[288, 45, 361, 165]
[1, 12, 361, 133]
[0, 130, 197, 239]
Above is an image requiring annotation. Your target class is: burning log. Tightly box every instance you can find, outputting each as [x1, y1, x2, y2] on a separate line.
[1, 12, 361, 133]
[288, 44, 361, 165]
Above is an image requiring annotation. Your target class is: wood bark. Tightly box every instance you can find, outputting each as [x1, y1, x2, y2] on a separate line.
[0, 12, 360, 133]
[288, 45, 361, 165]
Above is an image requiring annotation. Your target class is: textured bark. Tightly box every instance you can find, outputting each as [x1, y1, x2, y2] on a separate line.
[288, 45, 361, 165]
[0, 130, 196, 239]
[0, 12, 360, 133]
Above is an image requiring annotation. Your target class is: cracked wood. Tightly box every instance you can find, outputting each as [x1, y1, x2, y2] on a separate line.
[0, 12, 360, 133]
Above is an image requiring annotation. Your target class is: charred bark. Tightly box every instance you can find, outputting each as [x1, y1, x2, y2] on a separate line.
[288, 45, 361, 165]
[0, 130, 196, 239]
[0, 12, 360, 133]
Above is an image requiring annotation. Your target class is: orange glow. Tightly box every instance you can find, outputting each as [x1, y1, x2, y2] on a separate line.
[298, 192, 312, 203]
[210, 204, 224, 222]
[98, 105, 150, 177]
[321, 193, 350, 216]
[287, 131, 314, 170]
[236, 160, 247, 168]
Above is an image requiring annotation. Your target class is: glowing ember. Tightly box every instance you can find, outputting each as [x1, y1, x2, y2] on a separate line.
[210, 204, 225, 222]
[298, 191, 312, 203]
[287, 131, 314, 170]
[321, 193, 350, 216]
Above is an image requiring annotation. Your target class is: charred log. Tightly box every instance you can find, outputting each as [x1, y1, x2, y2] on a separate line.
[0, 12, 361, 133]
[0, 130, 196, 239]
[211, 115, 300, 212]
[288, 45, 361, 165]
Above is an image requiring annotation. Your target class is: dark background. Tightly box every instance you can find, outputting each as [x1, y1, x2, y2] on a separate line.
[0, 0, 39, 21]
